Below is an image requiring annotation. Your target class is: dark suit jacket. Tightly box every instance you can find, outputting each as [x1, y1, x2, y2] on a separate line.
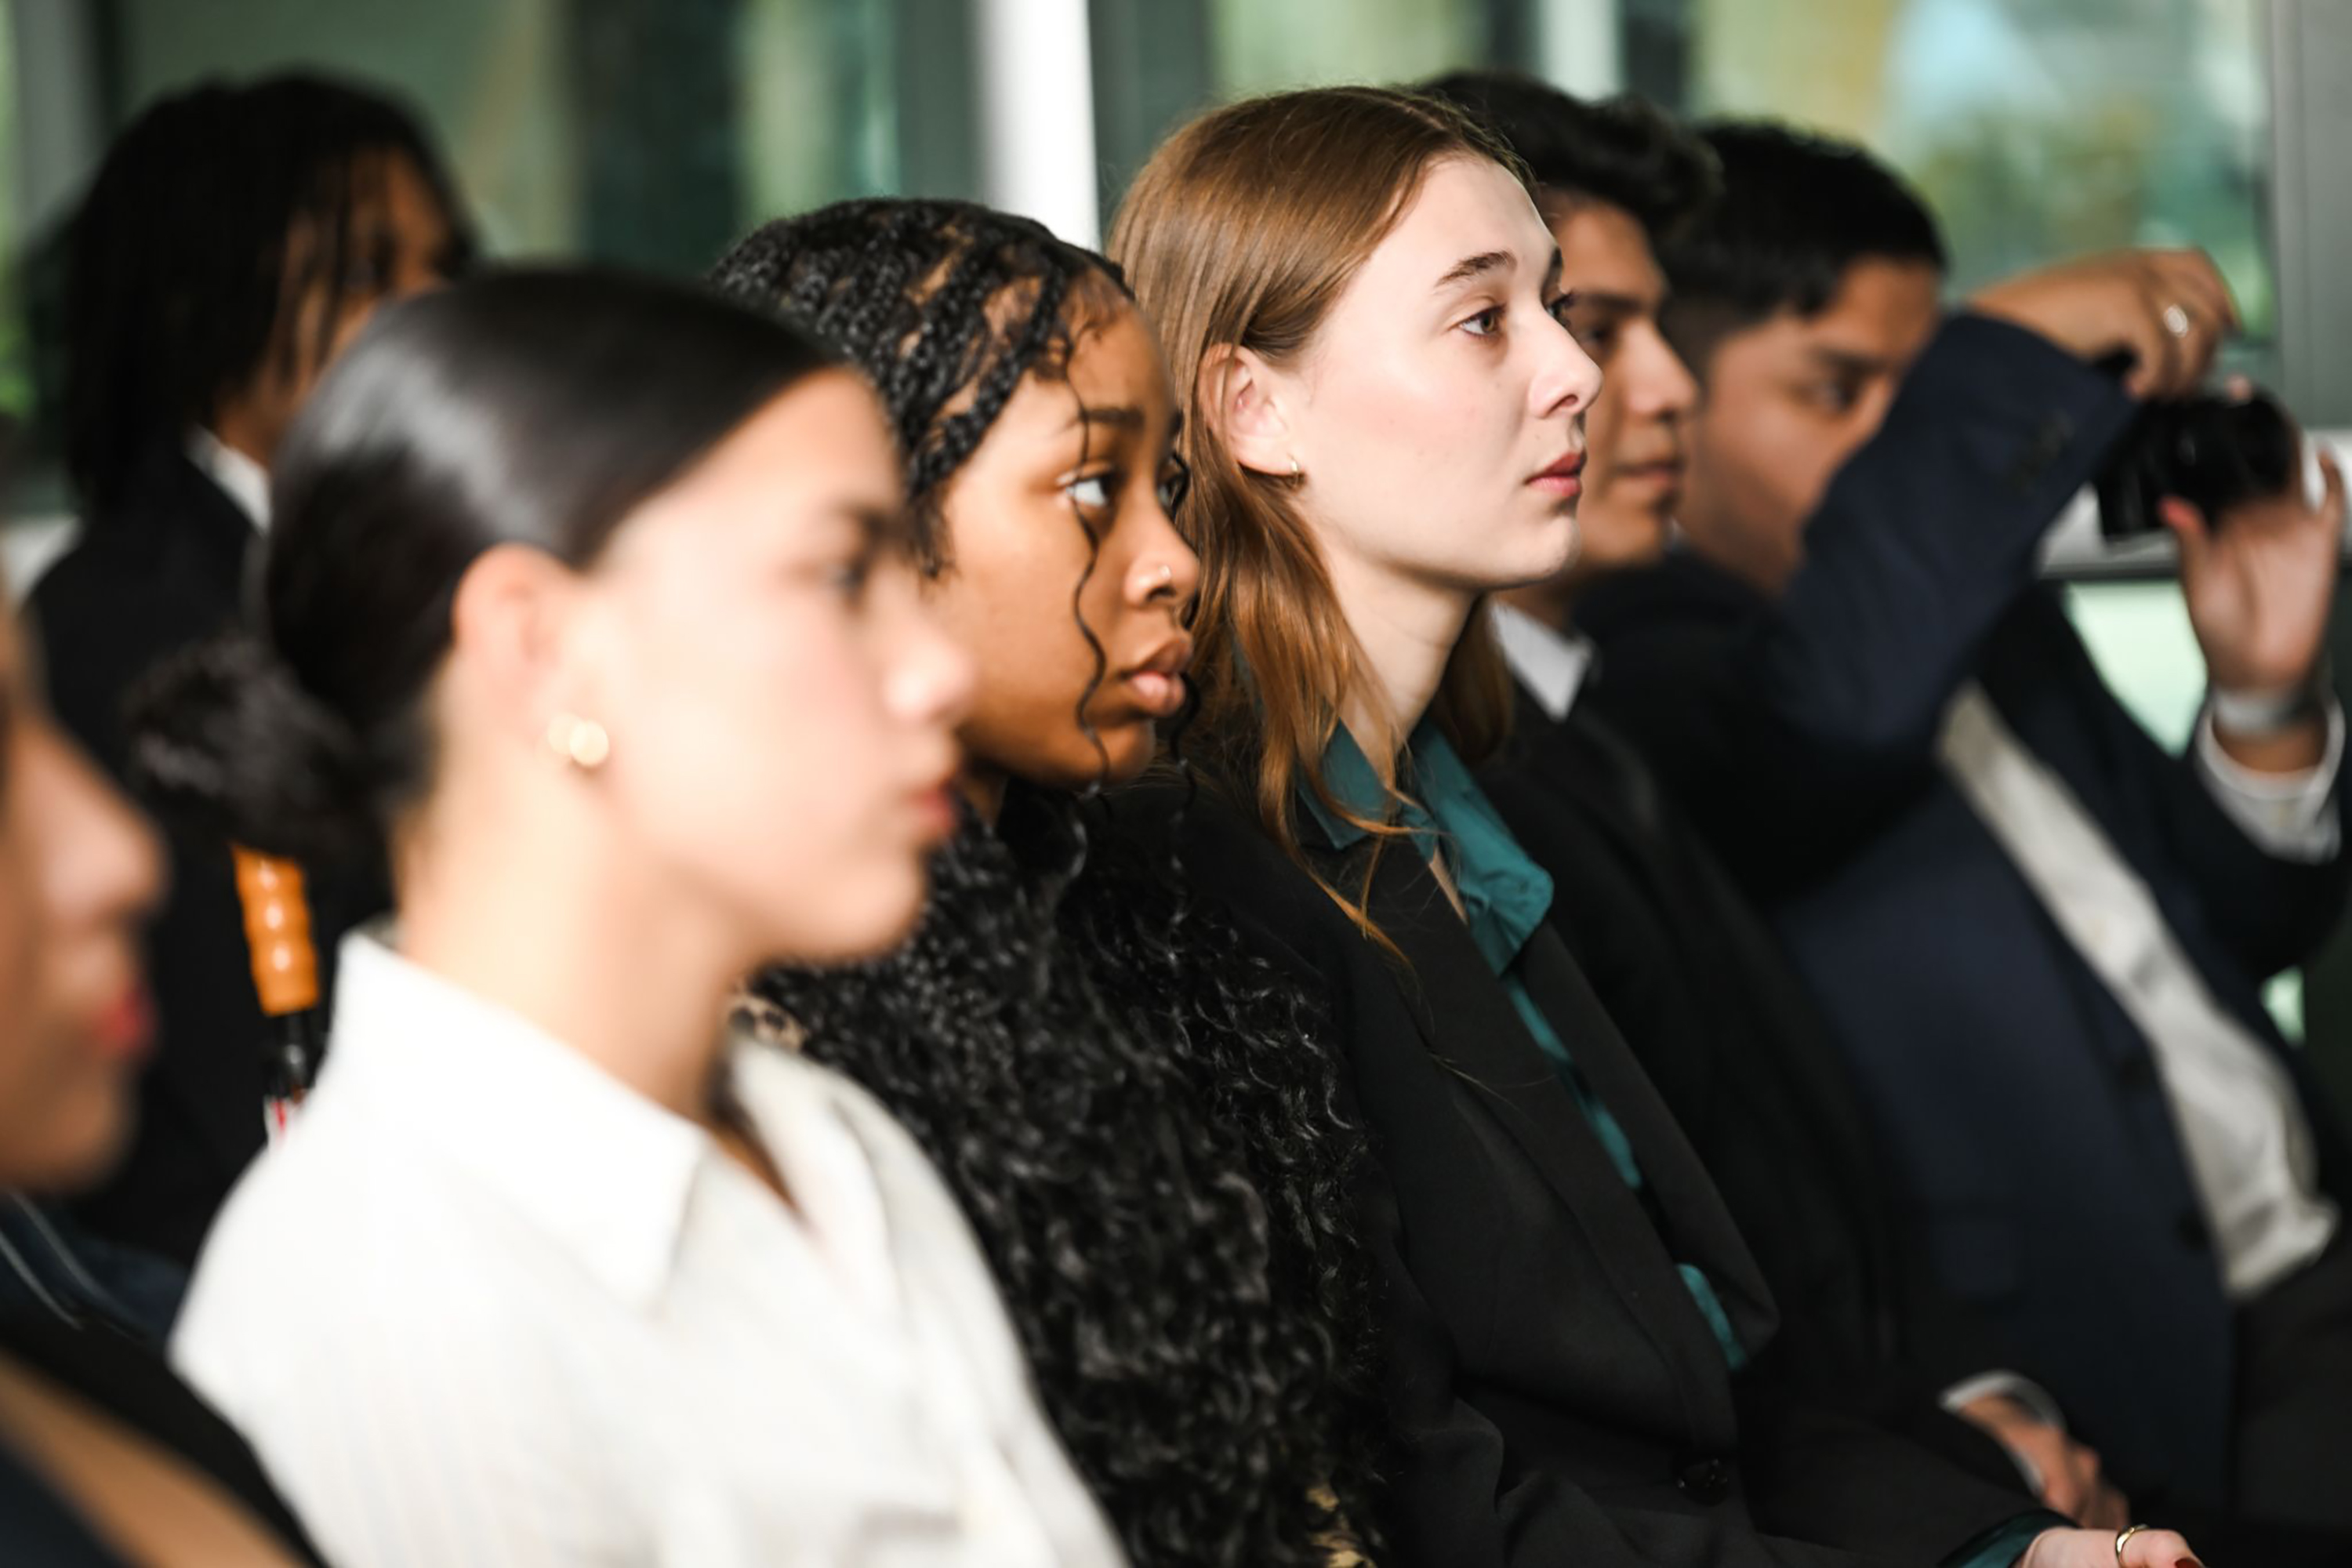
[29, 446, 380, 1268]
[1482, 691, 2024, 1490]
[1137, 781, 2047, 1565]
[1577, 312, 2352, 1504]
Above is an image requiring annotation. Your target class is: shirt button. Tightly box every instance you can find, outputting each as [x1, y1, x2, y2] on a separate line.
[1677, 1457, 1733, 1504]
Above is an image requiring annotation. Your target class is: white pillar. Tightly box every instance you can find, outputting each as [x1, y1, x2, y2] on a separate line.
[973, 0, 1101, 247]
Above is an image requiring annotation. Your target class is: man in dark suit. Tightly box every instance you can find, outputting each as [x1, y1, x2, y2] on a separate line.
[1419, 71, 2129, 1529]
[1573, 119, 2352, 1536]
[29, 76, 468, 1269]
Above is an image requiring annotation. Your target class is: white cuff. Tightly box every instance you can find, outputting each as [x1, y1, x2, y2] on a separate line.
[1941, 1370, 2068, 1432]
[1943, 1370, 2068, 1500]
[2194, 697, 2345, 863]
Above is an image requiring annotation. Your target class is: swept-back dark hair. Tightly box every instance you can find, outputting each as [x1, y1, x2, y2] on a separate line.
[126, 269, 840, 862]
[717, 201, 1386, 1566]
[1417, 71, 1721, 246]
[56, 71, 474, 510]
[1660, 119, 1947, 375]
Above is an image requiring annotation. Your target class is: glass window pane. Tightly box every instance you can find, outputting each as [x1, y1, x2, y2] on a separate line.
[1675, 0, 2278, 339]
[1207, 0, 1486, 95]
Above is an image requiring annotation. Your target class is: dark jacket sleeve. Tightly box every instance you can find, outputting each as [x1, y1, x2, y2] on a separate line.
[1582, 314, 2140, 899]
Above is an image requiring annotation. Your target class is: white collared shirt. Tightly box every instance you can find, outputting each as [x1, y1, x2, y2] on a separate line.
[183, 426, 270, 533]
[173, 933, 1124, 1568]
[1940, 684, 2342, 1298]
[1491, 604, 1595, 723]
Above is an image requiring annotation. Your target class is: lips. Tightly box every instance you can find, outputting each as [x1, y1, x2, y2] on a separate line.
[1529, 448, 1586, 501]
[1119, 634, 1194, 719]
[88, 982, 155, 1065]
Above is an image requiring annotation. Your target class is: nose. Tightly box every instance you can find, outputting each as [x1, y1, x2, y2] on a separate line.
[1124, 494, 1203, 612]
[1533, 314, 1604, 424]
[1623, 319, 1699, 423]
[886, 587, 977, 732]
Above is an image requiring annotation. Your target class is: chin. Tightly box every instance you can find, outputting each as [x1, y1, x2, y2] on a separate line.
[4, 1084, 135, 1193]
[786, 866, 933, 966]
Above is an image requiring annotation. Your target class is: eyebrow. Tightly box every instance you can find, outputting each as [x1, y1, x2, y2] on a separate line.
[1436, 250, 1513, 290]
[1571, 289, 1654, 316]
[1069, 405, 1145, 431]
[1805, 345, 1898, 378]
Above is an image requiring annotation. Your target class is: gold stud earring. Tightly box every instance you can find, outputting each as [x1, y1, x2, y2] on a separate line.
[1288, 455, 1304, 481]
[546, 713, 611, 771]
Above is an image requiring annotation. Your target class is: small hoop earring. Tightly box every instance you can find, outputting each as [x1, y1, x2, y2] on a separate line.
[546, 713, 611, 771]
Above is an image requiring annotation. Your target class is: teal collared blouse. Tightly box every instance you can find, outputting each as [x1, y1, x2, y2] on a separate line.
[1305, 720, 1747, 1370]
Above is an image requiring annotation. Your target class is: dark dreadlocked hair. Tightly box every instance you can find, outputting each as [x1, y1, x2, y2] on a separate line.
[714, 201, 1387, 1566]
[49, 72, 473, 511]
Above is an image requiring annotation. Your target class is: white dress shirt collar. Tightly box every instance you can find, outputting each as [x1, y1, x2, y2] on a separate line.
[1491, 602, 1597, 722]
[183, 426, 271, 534]
[325, 931, 709, 1309]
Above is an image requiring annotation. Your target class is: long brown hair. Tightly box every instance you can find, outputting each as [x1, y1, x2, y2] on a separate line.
[1109, 85, 1519, 931]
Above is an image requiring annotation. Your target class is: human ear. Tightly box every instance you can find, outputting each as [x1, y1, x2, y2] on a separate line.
[446, 543, 593, 750]
[1198, 344, 1299, 480]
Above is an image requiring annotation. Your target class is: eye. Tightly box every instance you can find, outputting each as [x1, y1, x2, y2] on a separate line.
[825, 548, 879, 604]
[1459, 305, 1504, 339]
[1805, 379, 1864, 416]
[1156, 455, 1192, 514]
[1065, 471, 1117, 512]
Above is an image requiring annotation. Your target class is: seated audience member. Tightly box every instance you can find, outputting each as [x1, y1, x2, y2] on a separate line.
[31, 74, 472, 1269]
[1420, 69, 2119, 1526]
[144, 270, 1122, 1566]
[715, 201, 1385, 1566]
[0, 564, 322, 1563]
[1575, 119, 2352, 1536]
[1112, 82, 2196, 1568]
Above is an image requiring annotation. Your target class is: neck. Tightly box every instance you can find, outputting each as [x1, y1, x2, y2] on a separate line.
[205, 403, 276, 472]
[1320, 544, 1473, 762]
[393, 788, 739, 1125]
[1497, 575, 1583, 635]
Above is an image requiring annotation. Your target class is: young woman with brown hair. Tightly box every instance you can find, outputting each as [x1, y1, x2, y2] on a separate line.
[1109, 85, 2200, 1568]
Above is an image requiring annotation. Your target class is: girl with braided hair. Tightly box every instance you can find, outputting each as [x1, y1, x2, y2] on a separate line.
[713, 200, 1386, 1567]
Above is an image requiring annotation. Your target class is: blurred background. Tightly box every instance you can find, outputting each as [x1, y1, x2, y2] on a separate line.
[5, 0, 2352, 1094]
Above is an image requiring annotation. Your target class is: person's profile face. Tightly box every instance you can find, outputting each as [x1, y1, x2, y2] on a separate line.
[561, 371, 974, 967]
[243, 149, 464, 461]
[923, 295, 1198, 793]
[1547, 196, 1697, 579]
[1269, 154, 1602, 604]
[0, 606, 164, 1191]
[1676, 256, 1943, 597]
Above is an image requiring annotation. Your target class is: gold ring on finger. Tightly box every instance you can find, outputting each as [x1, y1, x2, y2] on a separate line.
[2114, 1523, 2151, 1566]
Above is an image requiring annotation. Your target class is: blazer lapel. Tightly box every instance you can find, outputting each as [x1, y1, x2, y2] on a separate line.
[1322, 830, 1762, 1428]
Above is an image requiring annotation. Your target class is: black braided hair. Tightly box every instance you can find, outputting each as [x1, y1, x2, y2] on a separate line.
[716, 201, 1387, 1566]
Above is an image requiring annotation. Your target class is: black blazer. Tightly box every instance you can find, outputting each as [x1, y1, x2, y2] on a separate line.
[30, 446, 381, 1268]
[0, 1313, 324, 1566]
[1483, 690, 2022, 1487]
[1576, 313, 2352, 1504]
[1138, 782, 2045, 1565]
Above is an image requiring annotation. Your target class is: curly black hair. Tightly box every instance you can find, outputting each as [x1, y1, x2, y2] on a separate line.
[715, 201, 1387, 1565]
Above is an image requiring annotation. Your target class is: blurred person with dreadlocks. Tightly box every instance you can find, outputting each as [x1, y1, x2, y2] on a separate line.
[713, 201, 1388, 1568]
[27, 74, 472, 1273]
